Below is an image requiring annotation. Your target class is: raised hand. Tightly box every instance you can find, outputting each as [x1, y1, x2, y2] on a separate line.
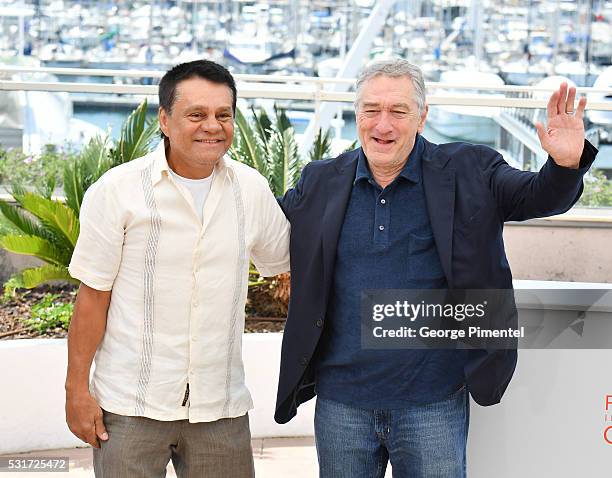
[535, 82, 587, 169]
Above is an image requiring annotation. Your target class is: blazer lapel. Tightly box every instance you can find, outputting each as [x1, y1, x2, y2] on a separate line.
[322, 152, 359, 295]
[422, 141, 456, 285]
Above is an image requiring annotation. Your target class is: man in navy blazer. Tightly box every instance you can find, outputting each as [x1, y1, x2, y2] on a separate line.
[275, 59, 597, 477]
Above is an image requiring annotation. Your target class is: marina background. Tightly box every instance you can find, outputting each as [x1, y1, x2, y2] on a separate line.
[1, 0, 611, 177]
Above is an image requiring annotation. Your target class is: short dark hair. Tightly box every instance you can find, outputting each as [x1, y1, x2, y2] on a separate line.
[158, 60, 237, 138]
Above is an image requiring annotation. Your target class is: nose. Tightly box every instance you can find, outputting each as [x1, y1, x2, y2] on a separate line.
[374, 110, 393, 135]
[200, 116, 222, 133]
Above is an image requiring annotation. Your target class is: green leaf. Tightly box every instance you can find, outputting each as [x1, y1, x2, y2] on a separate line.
[343, 139, 359, 153]
[0, 234, 71, 266]
[230, 107, 268, 177]
[21, 264, 77, 289]
[309, 128, 333, 162]
[35, 174, 56, 199]
[63, 158, 85, 217]
[3, 274, 25, 299]
[253, 106, 273, 145]
[268, 127, 300, 196]
[274, 106, 292, 133]
[0, 201, 50, 240]
[111, 99, 159, 166]
[23, 292, 74, 331]
[16, 193, 79, 248]
[63, 134, 111, 215]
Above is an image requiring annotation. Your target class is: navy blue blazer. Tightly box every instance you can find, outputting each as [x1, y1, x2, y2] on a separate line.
[274, 136, 597, 424]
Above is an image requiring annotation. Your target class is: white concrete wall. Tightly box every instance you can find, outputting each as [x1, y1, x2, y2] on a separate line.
[504, 222, 612, 283]
[0, 334, 314, 454]
[0, 339, 81, 454]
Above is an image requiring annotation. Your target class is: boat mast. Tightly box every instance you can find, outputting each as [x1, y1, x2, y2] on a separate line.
[298, 0, 398, 156]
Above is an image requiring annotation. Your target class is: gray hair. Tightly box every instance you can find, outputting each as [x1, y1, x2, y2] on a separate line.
[354, 59, 427, 114]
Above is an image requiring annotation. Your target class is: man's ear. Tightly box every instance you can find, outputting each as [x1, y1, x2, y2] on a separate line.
[159, 107, 169, 137]
[418, 104, 428, 133]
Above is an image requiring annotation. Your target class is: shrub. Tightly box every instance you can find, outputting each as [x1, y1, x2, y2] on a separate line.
[22, 292, 74, 333]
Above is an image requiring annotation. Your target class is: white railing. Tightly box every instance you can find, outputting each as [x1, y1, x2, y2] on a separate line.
[1, 66, 612, 110]
[1, 66, 612, 223]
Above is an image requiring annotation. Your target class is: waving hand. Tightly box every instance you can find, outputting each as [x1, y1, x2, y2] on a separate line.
[535, 82, 587, 169]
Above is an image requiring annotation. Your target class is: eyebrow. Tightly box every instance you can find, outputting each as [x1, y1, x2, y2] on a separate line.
[361, 102, 411, 109]
[184, 105, 233, 113]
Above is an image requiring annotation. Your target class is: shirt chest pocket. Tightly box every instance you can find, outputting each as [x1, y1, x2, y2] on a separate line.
[407, 232, 445, 280]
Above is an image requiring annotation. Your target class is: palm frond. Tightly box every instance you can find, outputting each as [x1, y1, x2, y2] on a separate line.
[309, 128, 333, 162]
[274, 106, 292, 133]
[0, 234, 71, 266]
[21, 264, 77, 289]
[9, 189, 68, 248]
[343, 139, 359, 153]
[268, 127, 300, 196]
[63, 158, 85, 216]
[16, 193, 79, 248]
[230, 107, 268, 177]
[0, 201, 52, 240]
[35, 175, 56, 199]
[252, 106, 273, 145]
[63, 134, 110, 215]
[111, 99, 159, 166]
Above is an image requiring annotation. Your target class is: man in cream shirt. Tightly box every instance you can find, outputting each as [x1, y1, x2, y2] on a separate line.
[65, 60, 289, 477]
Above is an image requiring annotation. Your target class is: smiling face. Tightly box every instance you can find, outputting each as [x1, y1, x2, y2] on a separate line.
[356, 75, 428, 174]
[159, 76, 234, 178]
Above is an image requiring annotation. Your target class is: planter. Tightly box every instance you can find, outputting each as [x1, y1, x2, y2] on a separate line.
[0, 333, 314, 454]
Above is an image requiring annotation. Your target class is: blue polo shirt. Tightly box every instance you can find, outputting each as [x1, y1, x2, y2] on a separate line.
[316, 135, 466, 408]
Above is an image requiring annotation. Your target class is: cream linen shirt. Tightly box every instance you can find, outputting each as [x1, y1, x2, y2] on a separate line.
[69, 142, 290, 422]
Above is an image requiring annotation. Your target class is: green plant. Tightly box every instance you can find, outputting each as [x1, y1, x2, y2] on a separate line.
[22, 293, 74, 333]
[578, 169, 612, 207]
[0, 100, 159, 289]
[229, 105, 336, 313]
[2, 276, 24, 301]
[229, 105, 333, 196]
[0, 144, 78, 192]
[310, 128, 333, 163]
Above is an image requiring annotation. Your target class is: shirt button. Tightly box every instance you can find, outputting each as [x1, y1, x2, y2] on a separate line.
[380, 198, 386, 204]
[316, 318, 323, 328]
[193, 301, 199, 308]
[379, 225, 385, 231]
[300, 356, 309, 366]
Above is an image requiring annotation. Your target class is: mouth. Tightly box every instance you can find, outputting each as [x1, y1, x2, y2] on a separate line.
[372, 137, 394, 145]
[194, 139, 223, 144]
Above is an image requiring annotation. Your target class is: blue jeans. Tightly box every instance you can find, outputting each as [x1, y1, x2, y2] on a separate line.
[314, 387, 469, 478]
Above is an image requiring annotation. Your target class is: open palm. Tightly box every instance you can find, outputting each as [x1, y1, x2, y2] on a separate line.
[535, 82, 587, 169]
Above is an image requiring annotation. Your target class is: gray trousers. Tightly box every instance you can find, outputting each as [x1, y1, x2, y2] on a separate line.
[93, 410, 255, 478]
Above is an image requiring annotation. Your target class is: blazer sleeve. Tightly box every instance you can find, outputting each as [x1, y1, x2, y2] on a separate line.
[277, 161, 315, 220]
[480, 139, 598, 222]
